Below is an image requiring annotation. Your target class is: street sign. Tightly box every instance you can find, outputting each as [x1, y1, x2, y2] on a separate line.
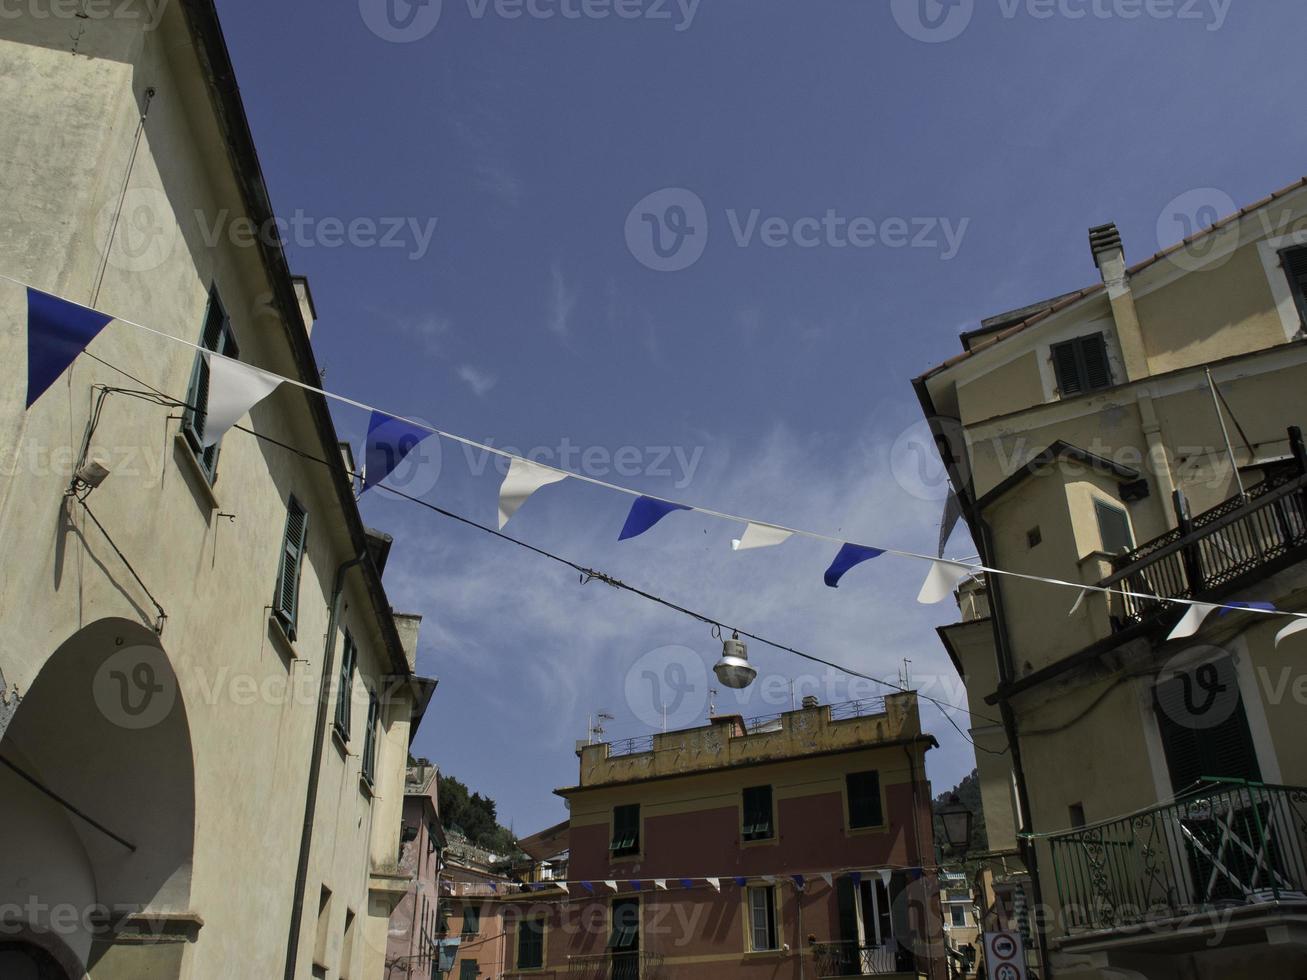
[983, 931, 1028, 980]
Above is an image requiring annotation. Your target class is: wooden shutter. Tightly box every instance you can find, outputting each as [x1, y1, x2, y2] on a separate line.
[1154, 656, 1261, 794]
[743, 785, 773, 839]
[275, 497, 309, 638]
[1283, 246, 1307, 326]
[363, 690, 379, 783]
[335, 632, 356, 737]
[1080, 333, 1111, 390]
[1052, 334, 1112, 397]
[184, 291, 232, 478]
[836, 876, 859, 947]
[611, 804, 639, 854]
[846, 770, 883, 828]
[1051, 340, 1084, 395]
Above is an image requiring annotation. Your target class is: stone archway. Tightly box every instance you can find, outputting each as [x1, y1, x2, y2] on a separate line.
[0, 618, 197, 978]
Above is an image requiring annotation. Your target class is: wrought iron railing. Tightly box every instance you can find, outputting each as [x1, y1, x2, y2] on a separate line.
[1099, 472, 1307, 630]
[1047, 780, 1307, 935]
[564, 951, 662, 980]
[811, 941, 908, 976]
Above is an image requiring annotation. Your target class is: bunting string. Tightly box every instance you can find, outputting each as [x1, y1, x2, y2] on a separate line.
[11, 274, 1307, 637]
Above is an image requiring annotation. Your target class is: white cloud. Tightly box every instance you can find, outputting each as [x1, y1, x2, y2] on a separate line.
[547, 262, 578, 339]
[456, 364, 497, 397]
[392, 312, 451, 356]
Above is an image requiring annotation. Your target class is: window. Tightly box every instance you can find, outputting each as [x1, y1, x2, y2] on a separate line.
[1051, 333, 1111, 396]
[462, 906, 481, 937]
[1069, 803, 1086, 828]
[334, 631, 357, 740]
[846, 771, 883, 829]
[610, 804, 639, 856]
[362, 689, 380, 786]
[341, 908, 356, 979]
[742, 785, 774, 842]
[950, 905, 967, 928]
[1026, 526, 1042, 549]
[747, 885, 778, 951]
[1154, 656, 1261, 795]
[517, 918, 544, 970]
[609, 898, 639, 952]
[1094, 500, 1134, 555]
[458, 961, 479, 980]
[313, 886, 332, 969]
[182, 288, 238, 482]
[1282, 245, 1307, 327]
[274, 496, 309, 640]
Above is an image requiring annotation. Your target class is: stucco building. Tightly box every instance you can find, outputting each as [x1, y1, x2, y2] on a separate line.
[387, 760, 449, 980]
[472, 695, 946, 980]
[0, 2, 436, 977]
[916, 179, 1307, 978]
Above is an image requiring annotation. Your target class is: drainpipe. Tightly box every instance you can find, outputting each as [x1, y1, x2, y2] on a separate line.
[974, 519, 1054, 979]
[284, 553, 368, 980]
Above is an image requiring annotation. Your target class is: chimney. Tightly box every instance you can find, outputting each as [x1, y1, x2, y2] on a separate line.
[1088, 223, 1125, 281]
[801, 695, 820, 710]
[1088, 222, 1149, 383]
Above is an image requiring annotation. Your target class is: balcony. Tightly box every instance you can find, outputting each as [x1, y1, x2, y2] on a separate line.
[1099, 468, 1307, 631]
[563, 951, 662, 980]
[1047, 780, 1307, 948]
[811, 941, 918, 977]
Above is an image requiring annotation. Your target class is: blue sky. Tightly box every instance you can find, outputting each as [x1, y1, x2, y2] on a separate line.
[218, 0, 1307, 834]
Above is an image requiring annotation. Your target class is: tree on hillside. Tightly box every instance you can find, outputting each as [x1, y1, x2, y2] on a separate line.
[438, 773, 518, 854]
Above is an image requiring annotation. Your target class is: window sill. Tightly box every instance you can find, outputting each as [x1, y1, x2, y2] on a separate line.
[359, 774, 375, 799]
[740, 836, 778, 848]
[173, 431, 220, 511]
[331, 724, 350, 760]
[844, 824, 888, 837]
[268, 614, 299, 661]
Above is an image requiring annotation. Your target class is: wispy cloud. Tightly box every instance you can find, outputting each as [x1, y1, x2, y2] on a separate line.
[391, 312, 451, 357]
[547, 262, 578, 339]
[456, 364, 497, 397]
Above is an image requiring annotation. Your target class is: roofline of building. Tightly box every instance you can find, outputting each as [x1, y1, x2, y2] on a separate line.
[916, 175, 1307, 383]
[552, 733, 940, 798]
[179, 0, 410, 677]
[974, 440, 1141, 513]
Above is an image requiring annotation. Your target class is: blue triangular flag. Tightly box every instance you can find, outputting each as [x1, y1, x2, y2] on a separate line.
[619, 496, 692, 541]
[823, 544, 885, 588]
[679, 879, 693, 890]
[1219, 601, 1276, 617]
[791, 874, 805, 890]
[581, 881, 595, 894]
[733, 876, 747, 887]
[849, 871, 863, 886]
[629, 881, 643, 891]
[26, 287, 114, 408]
[363, 411, 433, 491]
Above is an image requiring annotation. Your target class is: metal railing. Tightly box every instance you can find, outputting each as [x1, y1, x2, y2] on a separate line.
[604, 698, 889, 758]
[1047, 780, 1307, 935]
[1100, 471, 1307, 630]
[811, 941, 908, 976]
[564, 951, 662, 980]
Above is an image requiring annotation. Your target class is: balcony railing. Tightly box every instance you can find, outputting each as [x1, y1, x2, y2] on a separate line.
[1099, 469, 1307, 631]
[564, 951, 662, 980]
[1047, 780, 1307, 936]
[811, 941, 909, 976]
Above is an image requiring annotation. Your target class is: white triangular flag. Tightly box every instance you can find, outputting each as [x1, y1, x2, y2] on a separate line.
[878, 870, 892, 887]
[1168, 603, 1219, 641]
[201, 352, 283, 447]
[654, 879, 667, 891]
[1275, 617, 1307, 647]
[820, 873, 833, 887]
[1068, 589, 1089, 616]
[604, 880, 618, 893]
[498, 457, 569, 529]
[761, 874, 777, 884]
[732, 522, 794, 551]
[917, 560, 974, 604]
[705, 877, 720, 892]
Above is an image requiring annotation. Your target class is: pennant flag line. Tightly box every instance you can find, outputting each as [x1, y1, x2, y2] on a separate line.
[619, 496, 692, 541]
[680, 879, 694, 891]
[849, 871, 862, 886]
[654, 880, 668, 891]
[498, 457, 569, 529]
[732, 522, 794, 551]
[791, 875, 805, 891]
[938, 492, 963, 558]
[820, 873, 833, 887]
[363, 411, 434, 492]
[1068, 589, 1089, 616]
[1276, 618, 1307, 646]
[630, 881, 643, 891]
[1218, 601, 1277, 616]
[581, 882, 595, 894]
[824, 544, 886, 588]
[917, 560, 974, 605]
[604, 880, 618, 893]
[733, 876, 747, 887]
[26, 287, 113, 408]
[201, 352, 284, 447]
[1168, 603, 1219, 641]
[878, 870, 892, 887]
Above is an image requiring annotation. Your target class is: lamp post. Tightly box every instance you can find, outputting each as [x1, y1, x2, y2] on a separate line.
[938, 793, 973, 857]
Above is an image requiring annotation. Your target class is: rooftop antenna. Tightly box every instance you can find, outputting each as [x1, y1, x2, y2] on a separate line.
[708, 688, 719, 718]
[900, 659, 913, 689]
[588, 711, 614, 744]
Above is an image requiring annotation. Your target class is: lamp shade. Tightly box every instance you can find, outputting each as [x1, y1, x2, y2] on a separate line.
[714, 634, 756, 689]
[938, 794, 973, 852]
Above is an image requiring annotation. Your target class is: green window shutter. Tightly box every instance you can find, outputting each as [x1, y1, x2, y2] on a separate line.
[610, 804, 639, 854]
[363, 690, 380, 784]
[518, 919, 544, 968]
[1052, 333, 1112, 397]
[1283, 246, 1307, 326]
[1094, 500, 1134, 555]
[274, 496, 309, 639]
[1154, 657, 1261, 794]
[184, 290, 237, 481]
[335, 632, 356, 739]
[742, 785, 773, 840]
[836, 876, 859, 945]
[1080, 333, 1111, 390]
